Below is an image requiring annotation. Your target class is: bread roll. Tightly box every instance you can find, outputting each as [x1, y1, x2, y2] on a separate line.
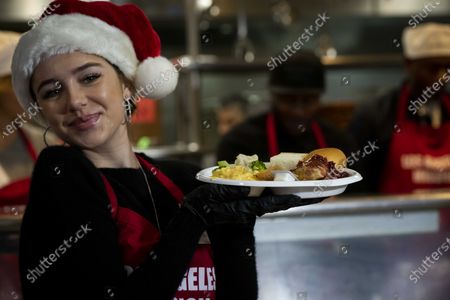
[302, 148, 347, 167]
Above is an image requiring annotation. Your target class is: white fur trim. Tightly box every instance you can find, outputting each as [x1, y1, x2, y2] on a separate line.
[11, 13, 138, 125]
[134, 56, 178, 100]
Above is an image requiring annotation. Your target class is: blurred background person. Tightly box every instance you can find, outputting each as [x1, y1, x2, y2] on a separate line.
[217, 50, 358, 163]
[0, 31, 59, 206]
[216, 94, 248, 136]
[349, 23, 450, 194]
[202, 93, 250, 167]
[216, 93, 249, 136]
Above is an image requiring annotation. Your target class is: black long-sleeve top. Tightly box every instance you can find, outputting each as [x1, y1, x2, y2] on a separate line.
[19, 146, 257, 300]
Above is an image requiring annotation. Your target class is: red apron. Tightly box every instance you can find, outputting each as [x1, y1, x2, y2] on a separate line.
[100, 154, 215, 300]
[0, 128, 38, 206]
[379, 85, 450, 193]
[266, 112, 328, 157]
[378, 85, 450, 230]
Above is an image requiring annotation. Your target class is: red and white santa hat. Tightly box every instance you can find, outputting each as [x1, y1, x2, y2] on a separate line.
[11, 0, 178, 120]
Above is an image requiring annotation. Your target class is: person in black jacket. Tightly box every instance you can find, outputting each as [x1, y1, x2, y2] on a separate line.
[11, 1, 323, 299]
[217, 50, 358, 164]
[217, 50, 363, 193]
[349, 22, 450, 194]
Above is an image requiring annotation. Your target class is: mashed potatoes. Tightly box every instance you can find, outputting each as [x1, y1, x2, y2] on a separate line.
[211, 165, 257, 181]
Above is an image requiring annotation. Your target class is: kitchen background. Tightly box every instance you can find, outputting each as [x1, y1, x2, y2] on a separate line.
[1, 2, 450, 300]
[1, 0, 450, 165]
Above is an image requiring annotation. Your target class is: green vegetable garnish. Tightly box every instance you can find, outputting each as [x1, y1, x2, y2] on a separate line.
[250, 160, 267, 171]
[217, 160, 229, 168]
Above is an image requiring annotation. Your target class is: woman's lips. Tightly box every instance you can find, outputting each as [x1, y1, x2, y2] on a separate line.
[70, 113, 101, 131]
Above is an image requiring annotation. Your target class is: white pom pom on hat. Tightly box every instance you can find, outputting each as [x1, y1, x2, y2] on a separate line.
[11, 0, 178, 122]
[135, 57, 179, 100]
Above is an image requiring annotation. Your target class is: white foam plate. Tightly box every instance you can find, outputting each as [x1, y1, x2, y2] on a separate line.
[196, 166, 363, 198]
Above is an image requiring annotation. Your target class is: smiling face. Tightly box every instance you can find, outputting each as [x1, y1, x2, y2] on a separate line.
[31, 52, 132, 150]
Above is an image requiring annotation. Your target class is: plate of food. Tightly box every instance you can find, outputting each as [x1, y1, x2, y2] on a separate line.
[196, 148, 363, 198]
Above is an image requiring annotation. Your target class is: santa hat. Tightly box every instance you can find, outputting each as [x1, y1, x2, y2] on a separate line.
[402, 23, 450, 59]
[11, 0, 178, 124]
[0, 31, 20, 78]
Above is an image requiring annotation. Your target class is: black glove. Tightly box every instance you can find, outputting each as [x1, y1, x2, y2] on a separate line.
[183, 184, 324, 226]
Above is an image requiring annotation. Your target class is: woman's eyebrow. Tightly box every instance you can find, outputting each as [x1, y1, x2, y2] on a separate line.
[36, 79, 58, 94]
[36, 62, 103, 93]
[71, 62, 103, 74]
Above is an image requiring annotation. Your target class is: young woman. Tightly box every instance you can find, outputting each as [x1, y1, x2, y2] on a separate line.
[11, 1, 322, 299]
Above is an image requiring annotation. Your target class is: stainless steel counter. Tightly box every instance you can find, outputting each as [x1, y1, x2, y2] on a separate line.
[254, 193, 450, 300]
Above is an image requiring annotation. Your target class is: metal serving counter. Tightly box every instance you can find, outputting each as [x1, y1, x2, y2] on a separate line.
[254, 193, 450, 300]
[1, 194, 449, 299]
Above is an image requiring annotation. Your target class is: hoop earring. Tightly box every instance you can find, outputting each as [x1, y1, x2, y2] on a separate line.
[43, 126, 51, 147]
[122, 97, 133, 125]
[43, 126, 68, 147]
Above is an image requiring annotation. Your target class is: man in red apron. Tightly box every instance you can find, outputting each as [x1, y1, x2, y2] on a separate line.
[350, 23, 450, 194]
[217, 50, 360, 190]
[217, 50, 358, 162]
[349, 23, 450, 228]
